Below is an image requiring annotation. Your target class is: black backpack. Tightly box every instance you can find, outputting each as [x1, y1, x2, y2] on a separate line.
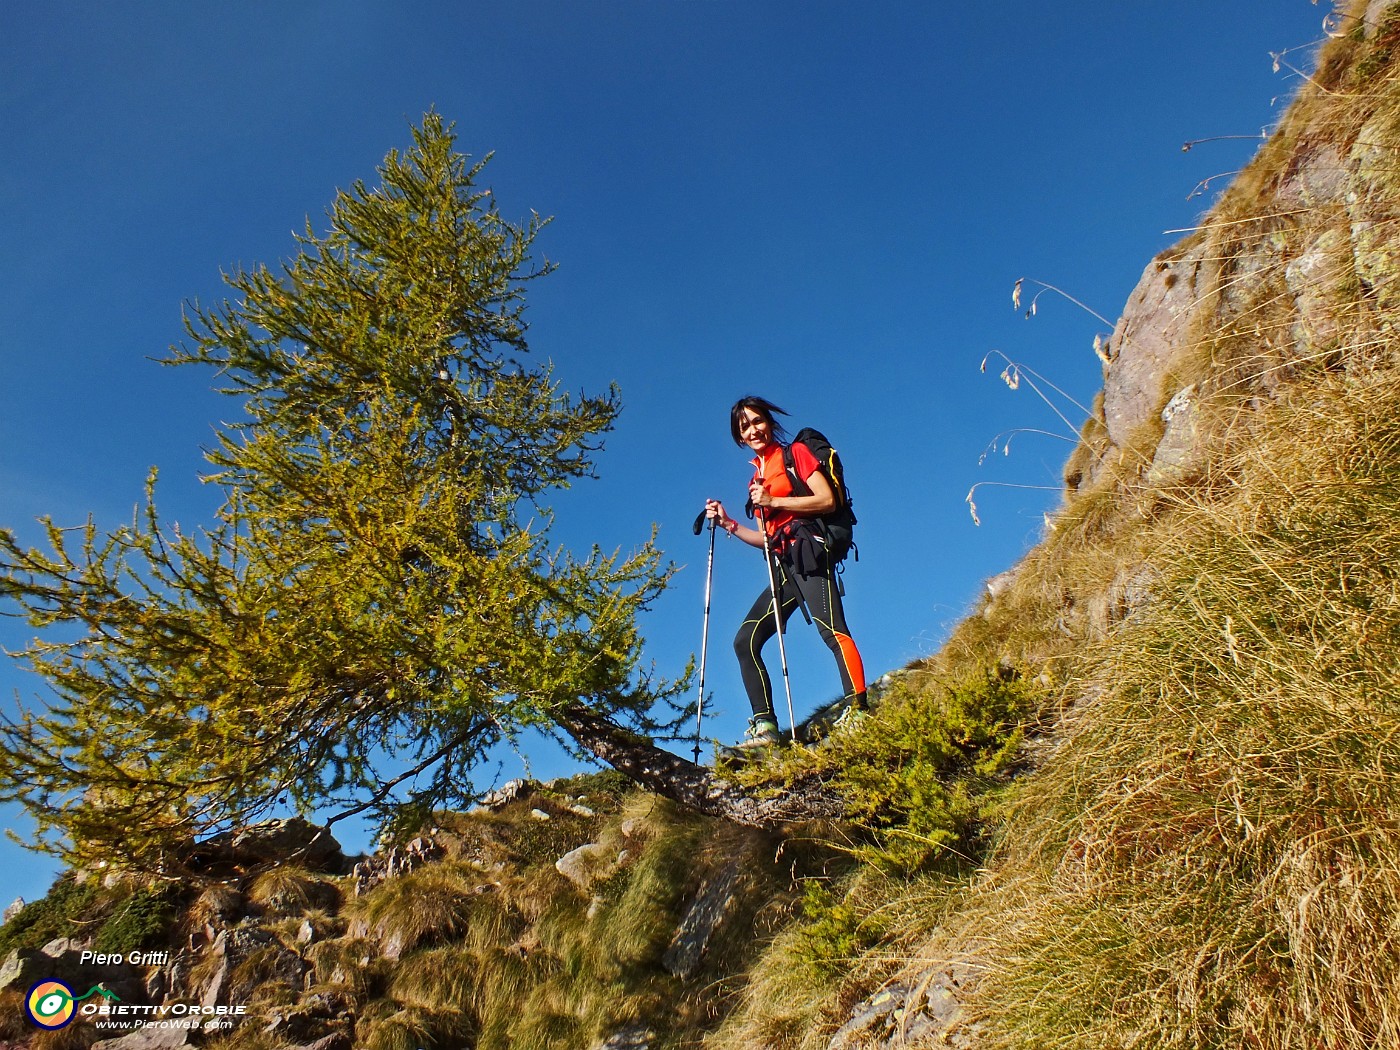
[783, 427, 857, 563]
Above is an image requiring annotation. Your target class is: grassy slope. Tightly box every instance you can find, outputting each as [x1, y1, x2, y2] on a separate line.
[709, 4, 1400, 1047]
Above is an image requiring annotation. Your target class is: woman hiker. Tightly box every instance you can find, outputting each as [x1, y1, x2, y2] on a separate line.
[704, 395, 868, 750]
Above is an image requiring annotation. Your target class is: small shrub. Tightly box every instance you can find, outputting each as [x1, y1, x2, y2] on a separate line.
[793, 880, 889, 981]
[833, 666, 1035, 872]
[92, 887, 176, 954]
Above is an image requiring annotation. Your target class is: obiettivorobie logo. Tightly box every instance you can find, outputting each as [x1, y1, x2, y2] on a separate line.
[24, 979, 120, 1030]
[22, 975, 249, 1033]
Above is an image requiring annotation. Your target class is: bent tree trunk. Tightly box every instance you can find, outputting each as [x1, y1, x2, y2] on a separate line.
[556, 704, 847, 828]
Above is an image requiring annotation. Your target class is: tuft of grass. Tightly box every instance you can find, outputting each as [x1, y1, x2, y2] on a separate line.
[246, 865, 339, 916]
[357, 1001, 472, 1050]
[305, 935, 389, 999]
[30, 1022, 99, 1050]
[346, 862, 485, 957]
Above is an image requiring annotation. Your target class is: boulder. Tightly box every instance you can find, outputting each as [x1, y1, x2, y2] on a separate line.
[0, 949, 44, 992]
[261, 990, 352, 1045]
[200, 923, 304, 1008]
[555, 843, 614, 892]
[1146, 383, 1203, 486]
[1, 942, 144, 1003]
[827, 964, 981, 1050]
[193, 818, 347, 874]
[288, 1035, 352, 1050]
[479, 779, 530, 808]
[351, 833, 444, 896]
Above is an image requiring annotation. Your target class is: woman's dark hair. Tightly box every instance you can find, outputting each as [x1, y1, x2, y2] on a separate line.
[729, 395, 789, 446]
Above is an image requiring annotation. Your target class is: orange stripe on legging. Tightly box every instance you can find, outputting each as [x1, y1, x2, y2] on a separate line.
[833, 631, 866, 697]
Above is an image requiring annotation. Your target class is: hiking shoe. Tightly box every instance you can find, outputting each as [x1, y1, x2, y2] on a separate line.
[731, 716, 782, 750]
[830, 703, 867, 735]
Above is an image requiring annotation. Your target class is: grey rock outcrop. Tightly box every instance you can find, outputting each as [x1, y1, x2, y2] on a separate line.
[1101, 243, 1208, 449]
[193, 818, 346, 874]
[201, 922, 305, 1008]
[555, 842, 615, 892]
[0, 949, 44, 992]
[662, 859, 745, 979]
[478, 778, 530, 808]
[351, 833, 443, 896]
[261, 990, 353, 1047]
[1146, 383, 1202, 485]
[1, 941, 144, 1003]
[592, 1024, 654, 1049]
[827, 963, 981, 1049]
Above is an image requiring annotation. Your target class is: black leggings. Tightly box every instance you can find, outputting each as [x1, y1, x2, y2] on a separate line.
[733, 557, 867, 722]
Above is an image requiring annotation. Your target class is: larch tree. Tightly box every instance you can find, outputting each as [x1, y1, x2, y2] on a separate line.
[0, 115, 843, 875]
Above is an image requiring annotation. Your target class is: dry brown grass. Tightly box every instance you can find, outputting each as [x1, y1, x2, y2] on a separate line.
[903, 364, 1400, 1049]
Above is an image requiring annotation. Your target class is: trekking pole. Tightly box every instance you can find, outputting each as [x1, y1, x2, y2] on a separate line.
[757, 507, 798, 743]
[691, 509, 717, 763]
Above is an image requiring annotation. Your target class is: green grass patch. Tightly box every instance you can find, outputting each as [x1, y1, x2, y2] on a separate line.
[0, 875, 99, 956]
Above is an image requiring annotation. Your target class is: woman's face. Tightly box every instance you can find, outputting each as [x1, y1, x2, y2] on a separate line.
[738, 406, 775, 453]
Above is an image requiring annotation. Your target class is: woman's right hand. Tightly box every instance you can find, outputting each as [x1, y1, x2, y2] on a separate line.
[705, 498, 727, 523]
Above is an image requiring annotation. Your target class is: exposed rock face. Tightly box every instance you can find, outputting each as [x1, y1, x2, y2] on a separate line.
[1076, 7, 1399, 503]
[1, 941, 145, 1002]
[662, 859, 746, 979]
[1101, 243, 1209, 449]
[1048, 0, 1400, 685]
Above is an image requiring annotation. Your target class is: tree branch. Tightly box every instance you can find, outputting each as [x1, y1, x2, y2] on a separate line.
[556, 703, 846, 828]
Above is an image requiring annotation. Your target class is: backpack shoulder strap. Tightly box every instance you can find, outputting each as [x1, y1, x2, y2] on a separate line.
[783, 442, 813, 497]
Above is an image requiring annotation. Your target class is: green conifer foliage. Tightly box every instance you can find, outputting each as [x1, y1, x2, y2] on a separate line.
[0, 114, 673, 870]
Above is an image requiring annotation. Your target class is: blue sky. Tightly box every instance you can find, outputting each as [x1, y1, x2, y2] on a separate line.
[0, 2, 1330, 906]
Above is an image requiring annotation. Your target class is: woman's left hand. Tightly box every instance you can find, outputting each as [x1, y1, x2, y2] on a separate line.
[749, 481, 772, 508]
